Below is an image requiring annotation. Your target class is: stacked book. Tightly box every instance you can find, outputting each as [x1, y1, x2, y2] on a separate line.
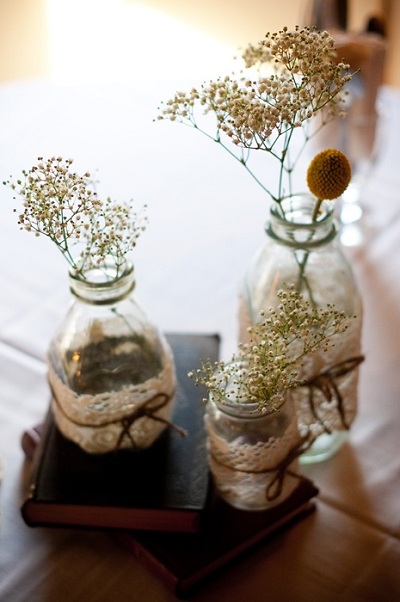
[22, 333, 318, 597]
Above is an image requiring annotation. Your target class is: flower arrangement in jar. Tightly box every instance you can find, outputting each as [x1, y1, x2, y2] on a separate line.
[159, 26, 364, 462]
[157, 26, 353, 215]
[190, 286, 355, 510]
[5, 157, 178, 454]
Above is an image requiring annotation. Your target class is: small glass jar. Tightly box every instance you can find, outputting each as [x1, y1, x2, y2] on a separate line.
[47, 261, 176, 454]
[238, 195, 363, 463]
[205, 385, 301, 511]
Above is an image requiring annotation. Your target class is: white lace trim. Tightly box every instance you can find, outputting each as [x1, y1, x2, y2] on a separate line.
[205, 410, 301, 510]
[48, 340, 176, 454]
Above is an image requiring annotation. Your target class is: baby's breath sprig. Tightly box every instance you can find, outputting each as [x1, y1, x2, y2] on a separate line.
[4, 156, 147, 279]
[189, 285, 350, 413]
[158, 26, 352, 211]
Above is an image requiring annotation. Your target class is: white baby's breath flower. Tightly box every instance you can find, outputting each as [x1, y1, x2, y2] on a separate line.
[188, 285, 351, 413]
[158, 26, 352, 209]
[4, 157, 147, 279]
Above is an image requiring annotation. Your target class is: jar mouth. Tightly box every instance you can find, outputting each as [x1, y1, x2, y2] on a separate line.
[69, 260, 135, 304]
[69, 259, 133, 284]
[209, 362, 287, 417]
[267, 195, 337, 248]
[210, 393, 286, 418]
[271, 195, 333, 226]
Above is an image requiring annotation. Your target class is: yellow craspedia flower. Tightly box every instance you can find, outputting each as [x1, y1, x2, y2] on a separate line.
[307, 149, 351, 200]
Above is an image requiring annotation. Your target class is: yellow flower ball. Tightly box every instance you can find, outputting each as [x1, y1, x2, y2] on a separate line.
[307, 149, 351, 200]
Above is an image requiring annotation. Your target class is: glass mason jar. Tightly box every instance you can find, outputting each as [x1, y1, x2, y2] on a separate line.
[238, 195, 363, 464]
[47, 261, 176, 454]
[205, 383, 301, 511]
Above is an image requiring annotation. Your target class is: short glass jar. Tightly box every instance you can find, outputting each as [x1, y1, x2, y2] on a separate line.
[205, 383, 302, 511]
[47, 261, 176, 454]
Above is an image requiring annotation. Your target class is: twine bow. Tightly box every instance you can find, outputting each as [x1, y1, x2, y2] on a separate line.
[50, 384, 186, 450]
[210, 431, 314, 503]
[301, 355, 365, 434]
[265, 433, 314, 501]
[114, 392, 187, 450]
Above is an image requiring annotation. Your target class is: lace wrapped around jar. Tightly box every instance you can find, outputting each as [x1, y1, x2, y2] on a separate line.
[205, 381, 304, 511]
[238, 195, 364, 463]
[47, 261, 176, 454]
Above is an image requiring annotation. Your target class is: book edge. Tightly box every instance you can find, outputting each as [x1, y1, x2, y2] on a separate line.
[121, 500, 317, 597]
[21, 406, 54, 507]
[178, 501, 316, 595]
[21, 500, 201, 533]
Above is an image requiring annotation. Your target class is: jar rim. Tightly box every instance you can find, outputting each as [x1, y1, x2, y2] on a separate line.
[270, 194, 333, 226]
[69, 260, 134, 287]
[69, 260, 135, 304]
[267, 195, 337, 248]
[209, 388, 287, 418]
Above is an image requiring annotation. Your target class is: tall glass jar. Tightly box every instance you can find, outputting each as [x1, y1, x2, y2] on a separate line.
[205, 382, 302, 511]
[238, 195, 363, 463]
[47, 261, 176, 454]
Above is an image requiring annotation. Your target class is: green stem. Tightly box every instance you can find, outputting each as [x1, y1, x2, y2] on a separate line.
[296, 198, 324, 306]
[185, 122, 280, 203]
[294, 251, 317, 308]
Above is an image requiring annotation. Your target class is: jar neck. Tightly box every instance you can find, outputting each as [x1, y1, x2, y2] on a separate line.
[210, 391, 288, 419]
[69, 261, 135, 305]
[267, 195, 337, 249]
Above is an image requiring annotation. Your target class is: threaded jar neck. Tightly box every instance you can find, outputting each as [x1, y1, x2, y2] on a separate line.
[69, 261, 135, 305]
[210, 396, 282, 419]
[267, 195, 337, 249]
[209, 362, 288, 419]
